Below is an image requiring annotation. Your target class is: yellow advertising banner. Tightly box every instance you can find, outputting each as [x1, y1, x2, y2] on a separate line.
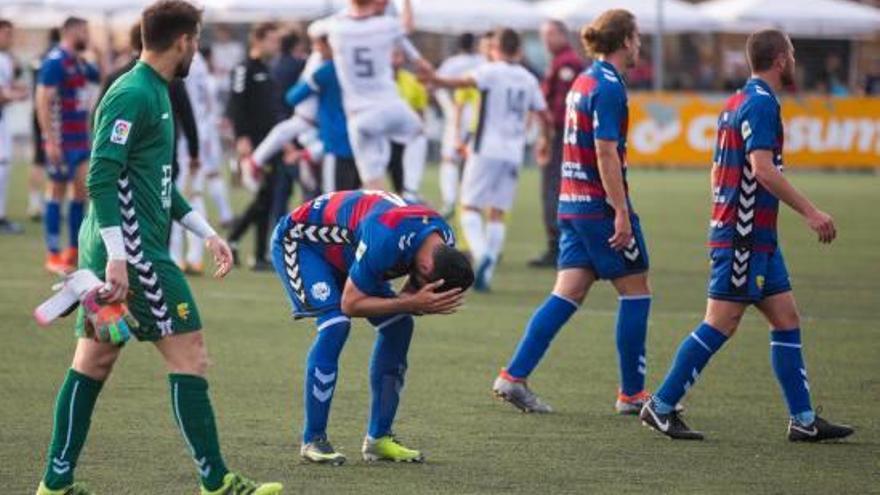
[627, 93, 880, 169]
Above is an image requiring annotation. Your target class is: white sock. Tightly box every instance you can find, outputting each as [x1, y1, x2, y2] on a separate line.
[402, 135, 427, 197]
[28, 190, 43, 214]
[0, 161, 9, 219]
[206, 176, 233, 224]
[439, 161, 459, 208]
[484, 221, 506, 283]
[186, 196, 206, 266]
[322, 154, 337, 193]
[460, 209, 487, 263]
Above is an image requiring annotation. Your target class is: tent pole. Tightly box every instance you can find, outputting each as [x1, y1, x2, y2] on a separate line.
[653, 0, 664, 92]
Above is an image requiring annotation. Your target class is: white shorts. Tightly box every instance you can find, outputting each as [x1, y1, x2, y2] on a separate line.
[178, 130, 222, 176]
[460, 155, 521, 212]
[441, 122, 471, 162]
[0, 118, 10, 164]
[347, 100, 422, 183]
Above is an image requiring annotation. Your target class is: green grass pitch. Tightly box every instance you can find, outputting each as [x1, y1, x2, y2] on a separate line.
[1, 164, 878, 493]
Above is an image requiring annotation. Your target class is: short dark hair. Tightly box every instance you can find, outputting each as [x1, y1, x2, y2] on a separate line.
[129, 22, 143, 52]
[495, 28, 521, 57]
[251, 22, 279, 42]
[48, 27, 61, 44]
[62, 16, 87, 32]
[141, 0, 202, 52]
[746, 29, 791, 72]
[0, 19, 12, 31]
[430, 245, 475, 293]
[458, 32, 475, 52]
[280, 31, 301, 54]
[580, 8, 636, 56]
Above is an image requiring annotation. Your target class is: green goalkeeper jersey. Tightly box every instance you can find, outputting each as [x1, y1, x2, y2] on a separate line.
[79, 61, 191, 269]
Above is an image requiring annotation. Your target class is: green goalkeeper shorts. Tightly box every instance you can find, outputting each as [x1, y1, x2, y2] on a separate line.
[75, 258, 202, 341]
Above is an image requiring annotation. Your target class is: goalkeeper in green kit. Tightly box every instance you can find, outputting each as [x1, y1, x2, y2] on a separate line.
[35, 2, 283, 494]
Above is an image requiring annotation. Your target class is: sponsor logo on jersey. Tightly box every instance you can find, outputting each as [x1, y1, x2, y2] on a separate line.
[356, 241, 367, 261]
[110, 119, 132, 145]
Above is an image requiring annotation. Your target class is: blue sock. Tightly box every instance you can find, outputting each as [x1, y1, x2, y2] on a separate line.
[302, 313, 350, 443]
[654, 322, 728, 414]
[68, 201, 84, 249]
[770, 329, 814, 424]
[616, 295, 651, 396]
[505, 294, 579, 379]
[44, 200, 61, 253]
[367, 314, 414, 439]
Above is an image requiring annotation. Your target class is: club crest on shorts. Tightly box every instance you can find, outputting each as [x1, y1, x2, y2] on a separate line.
[311, 282, 331, 302]
[177, 302, 190, 321]
[110, 119, 132, 145]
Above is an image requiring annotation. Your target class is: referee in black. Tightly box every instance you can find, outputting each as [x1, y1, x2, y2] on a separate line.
[226, 22, 283, 271]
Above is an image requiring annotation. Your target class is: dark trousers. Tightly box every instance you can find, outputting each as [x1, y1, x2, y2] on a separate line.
[541, 128, 564, 254]
[229, 160, 278, 263]
[335, 156, 362, 191]
[388, 142, 405, 194]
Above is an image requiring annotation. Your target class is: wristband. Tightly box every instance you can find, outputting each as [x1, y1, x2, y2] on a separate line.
[180, 211, 218, 239]
[99, 227, 127, 260]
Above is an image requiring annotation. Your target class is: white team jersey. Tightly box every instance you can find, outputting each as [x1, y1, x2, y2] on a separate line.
[471, 61, 546, 164]
[0, 52, 14, 116]
[437, 53, 485, 79]
[326, 14, 406, 113]
[184, 52, 214, 135]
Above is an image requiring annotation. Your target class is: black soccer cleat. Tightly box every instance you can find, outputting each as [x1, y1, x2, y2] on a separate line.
[788, 415, 854, 442]
[640, 398, 704, 440]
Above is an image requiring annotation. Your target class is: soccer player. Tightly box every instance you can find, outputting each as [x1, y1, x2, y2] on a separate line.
[427, 28, 549, 292]
[36, 17, 100, 274]
[325, 0, 431, 191]
[0, 18, 28, 234]
[35, 3, 283, 494]
[392, 47, 429, 200]
[435, 33, 485, 218]
[491, 10, 653, 415]
[270, 190, 473, 465]
[28, 29, 61, 223]
[640, 29, 854, 442]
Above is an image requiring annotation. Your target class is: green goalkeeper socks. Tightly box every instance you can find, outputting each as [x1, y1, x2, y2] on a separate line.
[43, 369, 103, 490]
[169, 374, 229, 491]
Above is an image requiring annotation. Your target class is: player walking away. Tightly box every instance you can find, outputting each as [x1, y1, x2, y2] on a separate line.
[492, 11, 653, 415]
[36, 17, 100, 274]
[270, 190, 473, 465]
[326, 0, 431, 191]
[640, 29, 854, 443]
[529, 20, 585, 268]
[435, 33, 485, 218]
[226, 22, 283, 271]
[34, 3, 283, 494]
[0, 19, 28, 234]
[285, 26, 360, 193]
[427, 28, 549, 292]
[28, 29, 61, 223]
[392, 47, 429, 200]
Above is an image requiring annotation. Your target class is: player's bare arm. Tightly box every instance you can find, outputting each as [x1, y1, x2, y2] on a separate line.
[35, 84, 61, 163]
[749, 150, 836, 243]
[595, 138, 632, 250]
[341, 278, 463, 317]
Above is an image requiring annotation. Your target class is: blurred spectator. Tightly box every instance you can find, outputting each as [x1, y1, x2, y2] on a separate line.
[723, 63, 749, 92]
[821, 54, 850, 96]
[226, 22, 283, 271]
[0, 18, 28, 234]
[28, 27, 61, 223]
[211, 24, 245, 104]
[530, 19, 584, 268]
[273, 31, 306, 115]
[863, 59, 880, 95]
[628, 56, 654, 90]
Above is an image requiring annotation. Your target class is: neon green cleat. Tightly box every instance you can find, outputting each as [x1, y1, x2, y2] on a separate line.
[35, 481, 93, 495]
[300, 438, 346, 466]
[201, 473, 283, 495]
[361, 435, 425, 463]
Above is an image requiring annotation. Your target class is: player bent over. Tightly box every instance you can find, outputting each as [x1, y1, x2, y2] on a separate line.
[493, 11, 655, 415]
[640, 29, 853, 442]
[426, 28, 549, 292]
[35, 3, 282, 493]
[270, 190, 473, 464]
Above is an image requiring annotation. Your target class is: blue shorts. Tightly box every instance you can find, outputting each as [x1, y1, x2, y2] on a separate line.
[270, 221, 392, 319]
[557, 215, 649, 280]
[46, 149, 89, 182]
[707, 246, 791, 303]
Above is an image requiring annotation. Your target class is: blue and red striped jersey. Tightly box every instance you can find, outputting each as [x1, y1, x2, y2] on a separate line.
[286, 190, 455, 296]
[39, 46, 99, 153]
[558, 59, 630, 219]
[709, 77, 783, 251]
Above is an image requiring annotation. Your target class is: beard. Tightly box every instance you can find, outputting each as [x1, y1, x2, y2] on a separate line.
[175, 56, 194, 78]
[781, 66, 795, 89]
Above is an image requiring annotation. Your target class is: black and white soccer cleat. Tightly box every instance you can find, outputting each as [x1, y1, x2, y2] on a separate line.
[639, 397, 704, 440]
[787, 415, 854, 443]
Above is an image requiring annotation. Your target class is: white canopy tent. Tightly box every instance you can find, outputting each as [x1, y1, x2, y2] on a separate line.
[698, 0, 880, 38]
[538, 0, 720, 34]
[406, 0, 544, 33]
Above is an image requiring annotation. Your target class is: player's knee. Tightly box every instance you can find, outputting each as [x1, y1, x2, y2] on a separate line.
[164, 332, 210, 376]
[48, 181, 66, 200]
[72, 341, 120, 381]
